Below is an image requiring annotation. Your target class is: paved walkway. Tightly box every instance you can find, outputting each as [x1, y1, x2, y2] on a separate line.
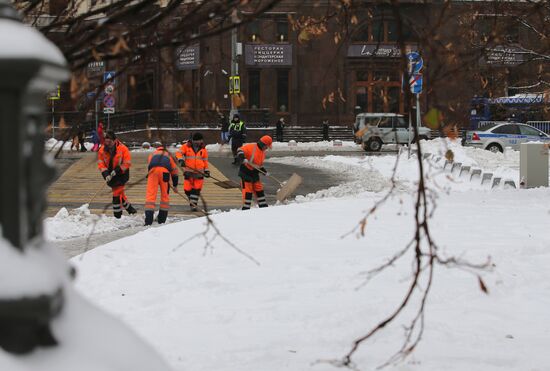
[47, 152, 242, 217]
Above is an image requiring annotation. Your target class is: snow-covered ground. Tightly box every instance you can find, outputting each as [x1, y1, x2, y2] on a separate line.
[44, 205, 144, 241]
[66, 138, 550, 370]
[207, 140, 360, 153]
[132, 140, 361, 153]
[45, 138, 93, 152]
[44, 204, 188, 242]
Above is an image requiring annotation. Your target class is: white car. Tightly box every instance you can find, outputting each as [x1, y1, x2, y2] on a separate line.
[353, 113, 431, 151]
[464, 122, 550, 152]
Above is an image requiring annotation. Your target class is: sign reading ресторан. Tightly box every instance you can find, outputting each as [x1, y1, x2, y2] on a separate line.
[87, 61, 105, 76]
[175, 45, 200, 70]
[347, 44, 418, 58]
[481, 45, 526, 67]
[245, 44, 293, 66]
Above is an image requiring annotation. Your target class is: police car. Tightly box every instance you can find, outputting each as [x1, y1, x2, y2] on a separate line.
[464, 122, 550, 152]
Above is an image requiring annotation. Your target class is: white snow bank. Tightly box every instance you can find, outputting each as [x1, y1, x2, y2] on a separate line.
[269, 139, 522, 201]
[0, 232, 171, 370]
[71, 189, 550, 371]
[45, 138, 93, 152]
[44, 205, 144, 241]
[206, 140, 360, 153]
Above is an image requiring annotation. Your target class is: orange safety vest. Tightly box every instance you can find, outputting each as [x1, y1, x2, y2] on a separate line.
[238, 143, 266, 171]
[97, 140, 131, 173]
[147, 147, 178, 175]
[176, 142, 209, 172]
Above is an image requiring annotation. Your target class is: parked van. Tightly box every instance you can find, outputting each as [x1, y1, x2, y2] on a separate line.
[353, 113, 431, 151]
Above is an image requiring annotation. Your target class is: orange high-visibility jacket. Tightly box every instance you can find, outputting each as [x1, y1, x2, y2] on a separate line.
[237, 143, 265, 171]
[147, 147, 178, 175]
[97, 140, 131, 173]
[176, 142, 209, 173]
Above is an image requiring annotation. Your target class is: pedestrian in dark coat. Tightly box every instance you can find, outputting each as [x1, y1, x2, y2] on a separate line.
[275, 117, 285, 142]
[219, 114, 230, 143]
[77, 126, 87, 152]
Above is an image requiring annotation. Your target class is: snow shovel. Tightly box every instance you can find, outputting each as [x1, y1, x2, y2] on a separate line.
[249, 163, 302, 202]
[182, 165, 240, 189]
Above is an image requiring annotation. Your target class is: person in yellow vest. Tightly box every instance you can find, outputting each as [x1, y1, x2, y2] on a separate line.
[236, 135, 272, 210]
[175, 133, 210, 211]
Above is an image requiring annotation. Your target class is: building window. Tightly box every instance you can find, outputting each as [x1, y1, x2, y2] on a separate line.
[247, 21, 260, 42]
[248, 70, 261, 109]
[475, 15, 520, 44]
[352, 18, 415, 43]
[128, 73, 154, 110]
[276, 19, 289, 42]
[354, 70, 403, 113]
[277, 70, 289, 112]
[386, 20, 398, 42]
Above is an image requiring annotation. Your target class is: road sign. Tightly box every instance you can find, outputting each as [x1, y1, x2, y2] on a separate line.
[229, 76, 241, 94]
[103, 107, 115, 114]
[103, 71, 116, 83]
[104, 84, 114, 94]
[407, 52, 423, 74]
[47, 85, 60, 100]
[410, 73, 423, 94]
[103, 94, 115, 108]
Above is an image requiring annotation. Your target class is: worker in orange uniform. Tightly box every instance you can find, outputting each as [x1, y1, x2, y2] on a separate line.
[97, 131, 136, 218]
[144, 146, 179, 226]
[236, 135, 272, 210]
[176, 132, 210, 211]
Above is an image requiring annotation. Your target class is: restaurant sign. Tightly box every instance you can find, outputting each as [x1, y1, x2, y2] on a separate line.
[481, 45, 526, 67]
[347, 44, 417, 58]
[175, 45, 200, 70]
[245, 44, 293, 66]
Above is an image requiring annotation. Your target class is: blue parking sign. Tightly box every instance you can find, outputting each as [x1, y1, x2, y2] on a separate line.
[103, 71, 116, 83]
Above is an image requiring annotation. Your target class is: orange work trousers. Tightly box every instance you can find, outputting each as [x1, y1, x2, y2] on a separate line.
[241, 180, 267, 209]
[184, 178, 203, 208]
[145, 168, 170, 212]
[183, 178, 204, 192]
[112, 185, 129, 215]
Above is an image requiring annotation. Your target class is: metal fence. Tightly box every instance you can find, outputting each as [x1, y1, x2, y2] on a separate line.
[43, 109, 274, 133]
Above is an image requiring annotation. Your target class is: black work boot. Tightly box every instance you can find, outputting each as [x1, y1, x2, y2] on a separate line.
[126, 204, 137, 214]
[144, 210, 154, 226]
[158, 210, 168, 224]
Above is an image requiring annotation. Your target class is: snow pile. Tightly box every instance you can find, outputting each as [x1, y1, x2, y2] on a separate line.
[0, 232, 171, 371]
[206, 140, 359, 153]
[421, 138, 520, 170]
[44, 204, 144, 241]
[71, 189, 550, 371]
[270, 139, 523, 201]
[45, 138, 93, 152]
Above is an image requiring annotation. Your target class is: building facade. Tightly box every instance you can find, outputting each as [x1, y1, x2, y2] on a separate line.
[40, 0, 550, 128]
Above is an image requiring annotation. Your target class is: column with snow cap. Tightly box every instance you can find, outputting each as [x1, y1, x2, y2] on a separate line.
[0, 0, 69, 354]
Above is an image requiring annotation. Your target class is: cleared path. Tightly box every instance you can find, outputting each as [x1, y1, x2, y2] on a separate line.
[47, 152, 242, 217]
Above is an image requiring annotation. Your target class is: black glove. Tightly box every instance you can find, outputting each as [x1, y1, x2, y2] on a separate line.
[259, 167, 267, 174]
[178, 159, 184, 167]
[114, 166, 122, 175]
[101, 170, 109, 180]
[204, 170, 211, 178]
[172, 175, 179, 188]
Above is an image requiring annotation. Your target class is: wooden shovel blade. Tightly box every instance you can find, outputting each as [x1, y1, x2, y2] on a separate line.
[276, 173, 302, 201]
[214, 180, 240, 189]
